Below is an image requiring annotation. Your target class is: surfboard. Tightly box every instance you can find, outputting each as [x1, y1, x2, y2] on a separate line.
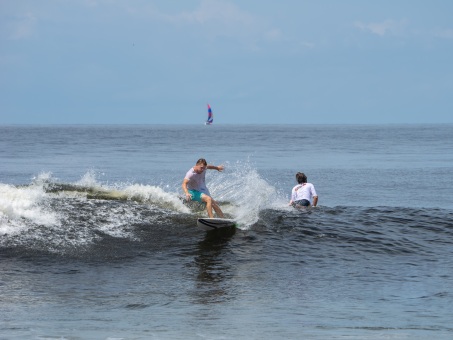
[197, 218, 236, 231]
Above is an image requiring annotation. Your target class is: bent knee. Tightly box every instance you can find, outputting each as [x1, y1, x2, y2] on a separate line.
[202, 194, 212, 203]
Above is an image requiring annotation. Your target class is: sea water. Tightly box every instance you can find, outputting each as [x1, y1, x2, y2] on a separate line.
[1, 124, 452, 339]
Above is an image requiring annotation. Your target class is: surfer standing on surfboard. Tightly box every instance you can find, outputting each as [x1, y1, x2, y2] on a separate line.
[182, 158, 225, 218]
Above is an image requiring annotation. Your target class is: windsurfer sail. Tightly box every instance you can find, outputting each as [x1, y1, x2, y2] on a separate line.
[205, 104, 213, 125]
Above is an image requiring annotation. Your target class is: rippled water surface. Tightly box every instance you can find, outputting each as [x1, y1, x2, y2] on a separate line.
[1, 124, 453, 339]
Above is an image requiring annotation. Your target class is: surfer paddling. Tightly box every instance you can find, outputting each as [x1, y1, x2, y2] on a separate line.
[182, 158, 225, 218]
[289, 172, 318, 208]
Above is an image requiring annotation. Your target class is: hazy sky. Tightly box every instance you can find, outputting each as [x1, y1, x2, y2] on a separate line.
[1, 0, 452, 124]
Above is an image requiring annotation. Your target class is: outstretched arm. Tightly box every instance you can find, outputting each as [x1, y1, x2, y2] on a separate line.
[207, 164, 224, 172]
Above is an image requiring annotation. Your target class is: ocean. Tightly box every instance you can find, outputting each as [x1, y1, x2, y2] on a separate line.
[1, 124, 452, 339]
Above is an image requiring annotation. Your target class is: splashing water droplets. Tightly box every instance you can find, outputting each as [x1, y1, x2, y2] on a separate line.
[209, 160, 284, 228]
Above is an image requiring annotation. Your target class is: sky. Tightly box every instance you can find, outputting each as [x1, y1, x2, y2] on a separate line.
[1, 0, 453, 124]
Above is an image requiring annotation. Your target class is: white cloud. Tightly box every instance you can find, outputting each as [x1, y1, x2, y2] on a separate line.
[133, 0, 285, 45]
[434, 28, 453, 39]
[264, 28, 282, 42]
[169, 0, 256, 27]
[354, 19, 408, 37]
[8, 11, 37, 40]
[84, 0, 99, 7]
[122, 0, 256, 29]
[263, 29, 314, 50]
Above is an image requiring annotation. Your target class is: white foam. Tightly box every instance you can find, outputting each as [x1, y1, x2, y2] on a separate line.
[0, 172, 190, 251]
[31, 171, 54, 185]
[123, 184, 190, 213]
[0, 183, 59, 235]
[72, 171, 189, 213]
[75, 169, 103, 188]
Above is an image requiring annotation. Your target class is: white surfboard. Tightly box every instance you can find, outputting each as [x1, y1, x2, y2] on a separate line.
[197, 218, 236, 231]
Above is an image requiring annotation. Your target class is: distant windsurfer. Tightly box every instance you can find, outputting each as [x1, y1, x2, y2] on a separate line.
[289, 172, 318, 208]
[182, 158, 225, 218]
[205, 104, 213, 125]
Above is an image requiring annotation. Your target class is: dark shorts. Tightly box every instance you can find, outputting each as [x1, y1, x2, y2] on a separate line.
[293, 199, 310, 207]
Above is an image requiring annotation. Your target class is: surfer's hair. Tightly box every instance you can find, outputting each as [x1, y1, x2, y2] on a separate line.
[296, 172, 307, 184]
[196, 158, 207, 166]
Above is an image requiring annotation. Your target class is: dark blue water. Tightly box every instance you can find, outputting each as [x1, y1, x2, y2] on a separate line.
[1, 124, 453, 339]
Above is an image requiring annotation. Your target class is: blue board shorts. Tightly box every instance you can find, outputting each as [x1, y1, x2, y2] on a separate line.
[188, 189, 204, 202]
